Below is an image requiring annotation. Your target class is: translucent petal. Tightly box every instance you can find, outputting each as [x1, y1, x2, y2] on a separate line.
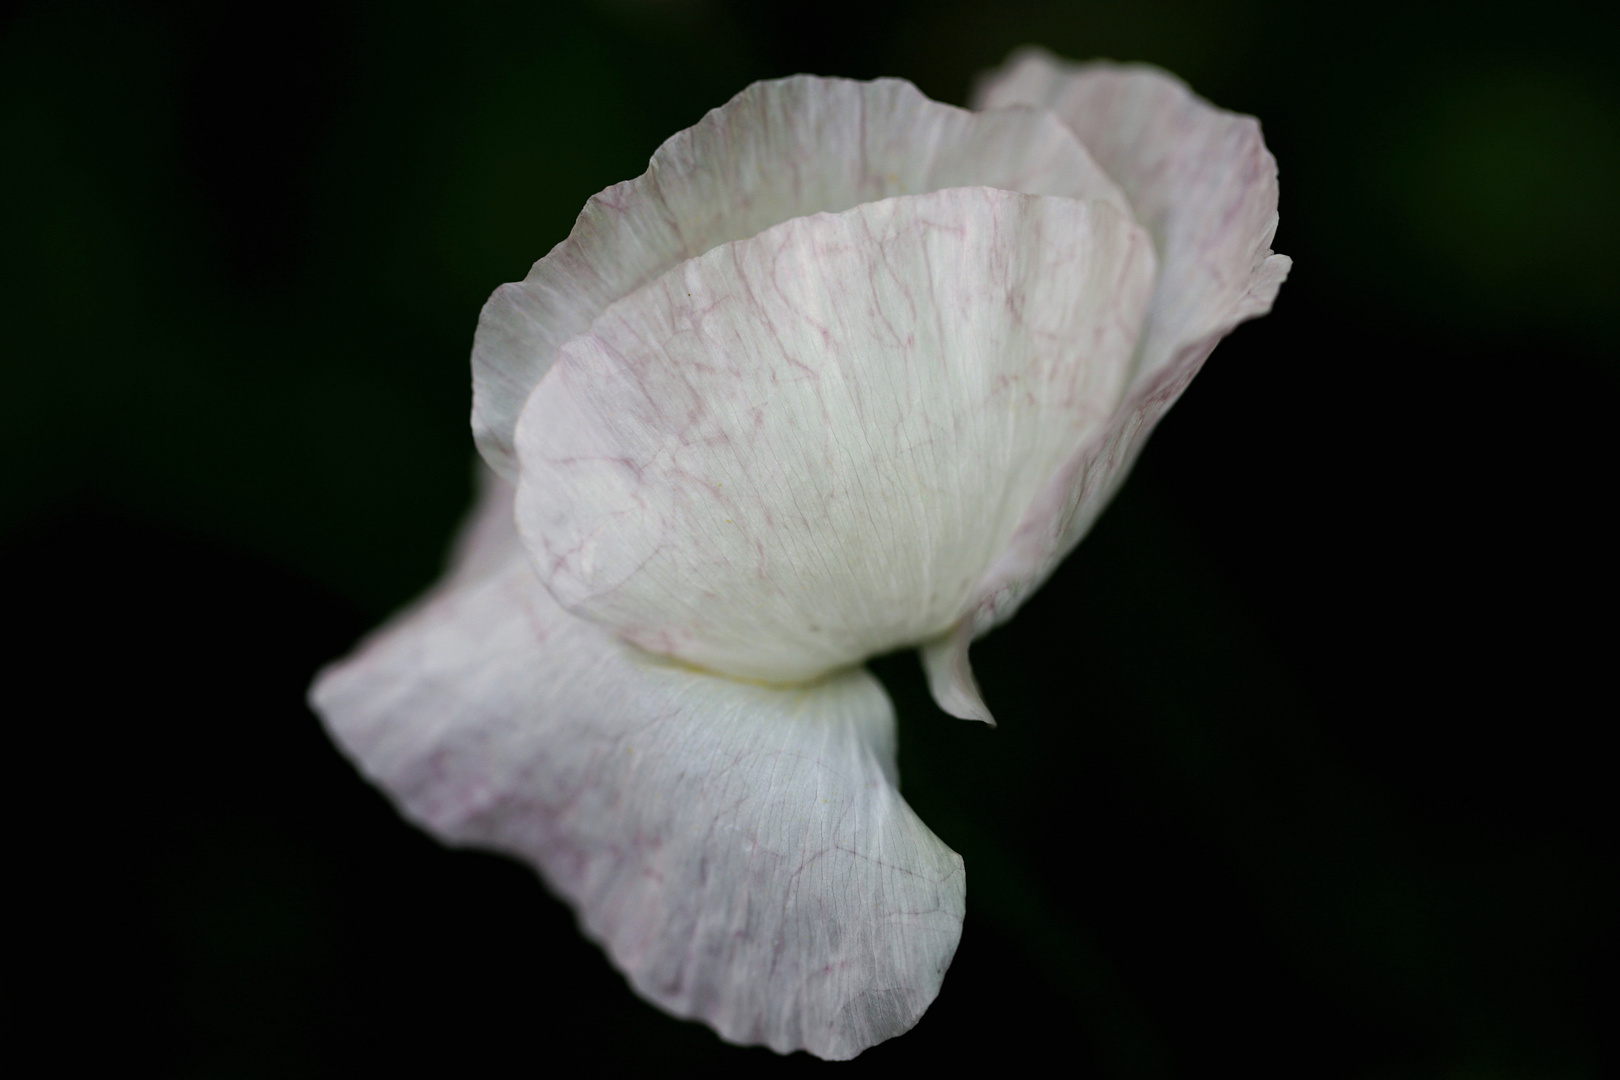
[939, 51, 1292, 666]
[975, 50, 1291, 386]
[472, 74, 1128, 479]
[310, 477, 964, 1060]
[514, 186, 1155, 695]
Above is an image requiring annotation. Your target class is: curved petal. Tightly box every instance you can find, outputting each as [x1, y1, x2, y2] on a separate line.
[932, 51, 1292, 685]
[473, 74, 1130, 479]
[310, 477, 965, 1060]
[515, 186, 1155, 700]
[974, 49, 1291, 386]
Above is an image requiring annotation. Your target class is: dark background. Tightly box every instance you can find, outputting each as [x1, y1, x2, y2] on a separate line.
[4, 1, 1614, 1075]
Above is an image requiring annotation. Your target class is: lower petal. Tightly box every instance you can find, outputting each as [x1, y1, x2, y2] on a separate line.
[309, 481, 964, 1060]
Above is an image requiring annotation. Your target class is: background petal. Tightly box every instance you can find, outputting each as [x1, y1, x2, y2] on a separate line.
[515, 186, 1155, 701]
[952, 50, 1292, 654]
[472, 74, 1128, 478]
[310, 478, 965, 1061]
[974, 48, 1291, 386]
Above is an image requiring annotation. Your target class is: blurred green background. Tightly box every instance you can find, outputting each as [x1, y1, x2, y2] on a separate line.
[4, 1, 1614, 1076]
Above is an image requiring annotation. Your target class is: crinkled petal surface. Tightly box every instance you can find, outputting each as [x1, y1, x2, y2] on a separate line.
[473, 74, 1129, 479]
[310, 478, 965, 1061]
[515, 186, 1155, 692]
[916, 51, 1293, 713]
[976, 50, 1292, 387]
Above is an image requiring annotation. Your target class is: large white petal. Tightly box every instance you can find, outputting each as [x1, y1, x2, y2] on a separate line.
[922, 52, 1293, 714]
[310, 477, 964, 1060]
[515, 186, 1155, 699]
[473, 74, 1129, 479]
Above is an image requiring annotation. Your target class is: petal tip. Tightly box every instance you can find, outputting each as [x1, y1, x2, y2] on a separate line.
[921, 628, 996, 726]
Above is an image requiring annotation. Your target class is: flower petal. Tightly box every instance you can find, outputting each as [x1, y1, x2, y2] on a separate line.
[310, 476, 965, 1060]
[942, 51, 1292, 656]
[515, 186, 1156, 701]
[473, 74, 1129, 479]
[974, 49, 1292, 386]
[921, 621, 994, 726]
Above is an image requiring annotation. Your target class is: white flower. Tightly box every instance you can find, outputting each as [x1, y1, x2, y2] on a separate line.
[311, 49, 1289, 1060]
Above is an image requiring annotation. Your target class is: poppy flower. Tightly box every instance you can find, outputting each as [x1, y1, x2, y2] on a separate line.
[311, 48, 1289, 1060]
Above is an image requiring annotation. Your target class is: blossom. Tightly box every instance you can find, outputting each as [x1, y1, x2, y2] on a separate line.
[310, 48, 1288, 1060]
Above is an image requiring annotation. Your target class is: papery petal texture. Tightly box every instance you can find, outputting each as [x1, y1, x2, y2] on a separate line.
[976, 50, 1291, 386]
[310, 478, 965, 1061]
[472, 74, 1129, 479]
[920, 51, 1292, 709]
[515, 185, 1156, 688]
